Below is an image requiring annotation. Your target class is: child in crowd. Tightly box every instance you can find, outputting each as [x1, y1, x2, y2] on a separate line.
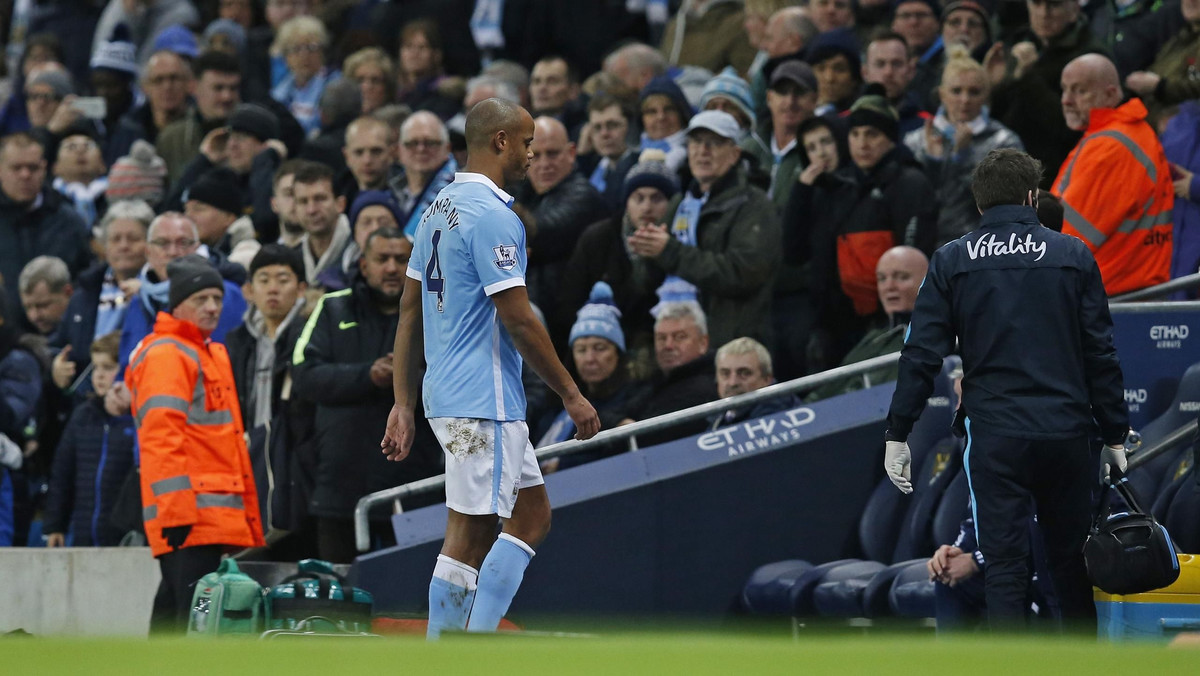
[43, 331, 135, 547]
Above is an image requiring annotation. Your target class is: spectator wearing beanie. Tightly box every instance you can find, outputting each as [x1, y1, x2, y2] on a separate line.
[807, 28, 864, 116]
[557, 149, 681, 367]
[628, 110, 781, 350]
[203, 20, 247, 58]
[107, 140, 168, 209]
[89, 26, 141, 166]
[224, 243, 309, 534]
[166, 103, 283, 243]
[700, 66, 771, 171]
[184, 166, 260, 271]
[806, 84, 937, 372]
[315, 190, 407, 292]
[93, 1, 200, 67]
[536, 281, 648, 471]
[638, 75, 694, 173]
[25, 67, 74, 134]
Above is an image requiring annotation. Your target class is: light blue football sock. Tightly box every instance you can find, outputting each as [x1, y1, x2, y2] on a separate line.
[467, 533, 535, 632]
[427, 555, 478, 640]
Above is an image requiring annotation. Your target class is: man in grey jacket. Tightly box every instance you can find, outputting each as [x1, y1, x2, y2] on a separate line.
[627, 110, 781, 349]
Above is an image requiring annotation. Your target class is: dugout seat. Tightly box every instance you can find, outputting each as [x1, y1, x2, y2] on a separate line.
[1159, 466, 1200, 554]
[812, 451, 964, 618]
[1126, 361, 1200, 501]
[887, 471, 972, 619]
[740, 357, 960, 618]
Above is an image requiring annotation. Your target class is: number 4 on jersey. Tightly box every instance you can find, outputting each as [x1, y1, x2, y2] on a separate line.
[426, 229, 445, 312]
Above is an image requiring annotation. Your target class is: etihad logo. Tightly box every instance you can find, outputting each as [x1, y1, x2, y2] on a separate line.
[965, 232, 1047, 261]
[1125, 388, 1147, 412]
[1151, 325, 1188, 349]
[697, 408, 817, 457]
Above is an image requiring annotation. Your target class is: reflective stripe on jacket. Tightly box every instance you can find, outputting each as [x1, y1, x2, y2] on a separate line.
[126, 312, 264, 557]
[1053, 98, 1174, 295]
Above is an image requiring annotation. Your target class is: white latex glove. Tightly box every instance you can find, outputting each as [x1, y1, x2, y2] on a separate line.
[0, 433, 21, 470]
[1100, 444, 1128, 483]
[885, 440, 913, 494]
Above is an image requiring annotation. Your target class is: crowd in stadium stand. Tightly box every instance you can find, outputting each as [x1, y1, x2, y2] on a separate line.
[0, 0, 1193, 561]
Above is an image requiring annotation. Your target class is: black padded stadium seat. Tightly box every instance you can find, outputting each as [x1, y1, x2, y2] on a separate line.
[1163, 467, 1200, 554]
[888, 560, 937, 618]
[812, 445, 961, 618]
[887, 470, 971, 619]
[1150, 448, 1192, 521]
[740, 357, 960, 618]
[1126, 361, 1200, 500]
[741, 560, 816, 615]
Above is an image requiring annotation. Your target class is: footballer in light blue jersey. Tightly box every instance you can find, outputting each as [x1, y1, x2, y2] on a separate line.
[406, 172, 529, 421]
[384, 100, 599, 641]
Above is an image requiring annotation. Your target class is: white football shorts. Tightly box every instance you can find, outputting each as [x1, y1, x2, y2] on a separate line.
[429, 417, 544, 518]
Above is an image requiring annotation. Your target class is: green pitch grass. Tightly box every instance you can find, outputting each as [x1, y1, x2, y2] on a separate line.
[8, 631, 1199, 675]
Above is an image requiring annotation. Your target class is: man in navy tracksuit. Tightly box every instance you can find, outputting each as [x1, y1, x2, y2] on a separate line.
[882, 149, 1129, 630]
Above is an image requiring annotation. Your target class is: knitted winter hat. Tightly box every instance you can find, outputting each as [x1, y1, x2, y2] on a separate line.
[203, 19, 247, 55]
[185, 167, 243, 215]
[943, 0, 992, 41]
[569, 282, 625, 352]
[700, 66, 756, 128]
[90, 25, 139, 77]
[228, 103, 280, 142]
[893, 0, 942, 18]
[152, 24, 200, 59]
[847, 84, 900, 142]
[349, 190, 404, 231]
[623, 148, 680, 202]
[27, 69, 73, 98]
[106, 140, 167, 204]
[167, 255, 224, 311]
[805, 28, 862, 74]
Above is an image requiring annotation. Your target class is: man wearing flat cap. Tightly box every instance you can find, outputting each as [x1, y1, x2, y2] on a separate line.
[127, 253, 264, 632]
[627, 110, 781, 351]
[166, 102, 286, 241]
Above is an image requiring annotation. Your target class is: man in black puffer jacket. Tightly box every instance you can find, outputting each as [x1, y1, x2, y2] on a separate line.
[291, 229, 441, 562]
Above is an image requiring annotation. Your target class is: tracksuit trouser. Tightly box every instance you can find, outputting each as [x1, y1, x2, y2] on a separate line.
[963, 422, 1095, 631]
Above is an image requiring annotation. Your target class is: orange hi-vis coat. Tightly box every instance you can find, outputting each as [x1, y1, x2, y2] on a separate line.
[1053, 98, 1174, 295]
[126, 312, 264, 558]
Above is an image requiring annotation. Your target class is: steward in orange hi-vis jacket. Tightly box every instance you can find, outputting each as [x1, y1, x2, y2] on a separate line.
[126, 253, 263, 632]
[1053, 97, 1174, 295]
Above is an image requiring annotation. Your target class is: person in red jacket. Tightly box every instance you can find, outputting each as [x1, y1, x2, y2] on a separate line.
[1052, 54, 1174, 295]
[126, 254, 264, 632]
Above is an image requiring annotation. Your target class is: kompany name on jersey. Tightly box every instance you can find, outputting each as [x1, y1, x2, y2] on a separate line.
[422, 196, 461, 230]
[965, 232, 1047, 261]
[493, 245, 519, 271]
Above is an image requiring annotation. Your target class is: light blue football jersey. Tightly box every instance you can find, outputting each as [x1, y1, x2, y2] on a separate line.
[406, 173, 528, 421]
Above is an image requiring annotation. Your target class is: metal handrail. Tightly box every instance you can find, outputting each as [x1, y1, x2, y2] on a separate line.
[353, 350, 904, 551]
[1111, 272, 1200, 303]
[1127, 419, 1198, 473]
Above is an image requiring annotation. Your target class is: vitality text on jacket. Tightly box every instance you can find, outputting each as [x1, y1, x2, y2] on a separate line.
[965, 232, 1047, 261]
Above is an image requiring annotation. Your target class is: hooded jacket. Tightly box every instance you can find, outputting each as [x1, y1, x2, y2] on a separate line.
[0, 186, 93, 316]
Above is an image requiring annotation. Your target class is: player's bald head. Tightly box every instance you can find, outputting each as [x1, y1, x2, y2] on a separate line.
[465, 97, 530, 151]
